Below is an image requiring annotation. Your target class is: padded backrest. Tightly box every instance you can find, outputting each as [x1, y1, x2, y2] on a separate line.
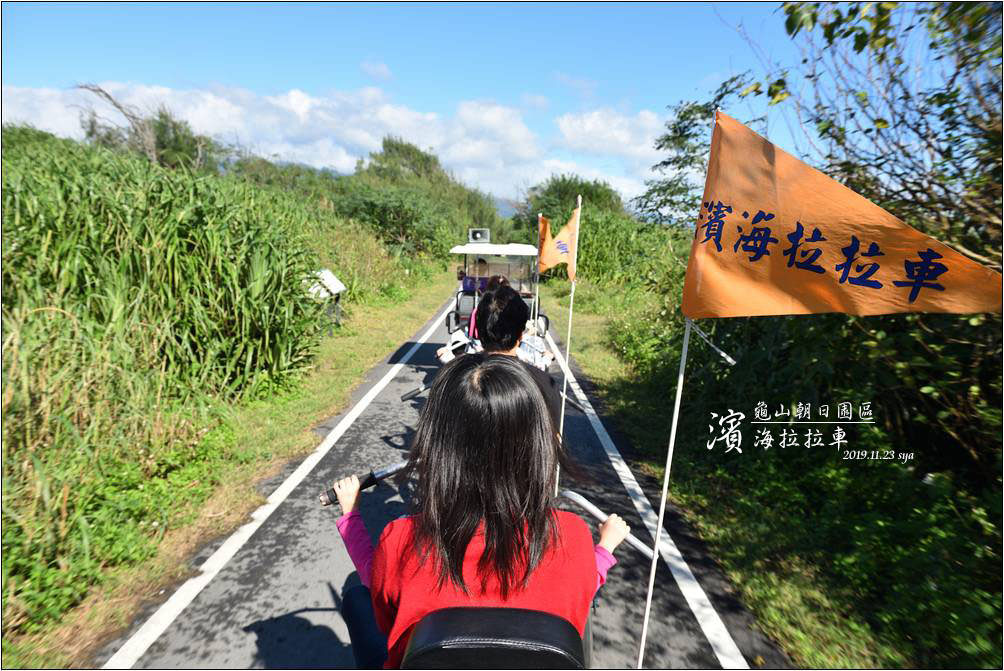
[456, 293, 476, 316]
[400, 607, 585, 669]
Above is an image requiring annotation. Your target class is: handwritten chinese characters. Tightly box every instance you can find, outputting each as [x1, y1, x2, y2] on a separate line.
[705, 400, 907, 461]
[707, 409, 745, 454]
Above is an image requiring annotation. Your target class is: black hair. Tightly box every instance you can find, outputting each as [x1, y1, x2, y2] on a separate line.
[405, 353, 562, 598]
[485, 274, 509, 293]
[475, 286, 529, 353]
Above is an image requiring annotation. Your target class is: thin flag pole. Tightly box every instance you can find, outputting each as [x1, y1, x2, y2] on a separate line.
[472, 259, 479, 332]
[636, 318, 692, 669]
[556, 195, 582, 496]
[534, 212, 543, 326]
[691, 321, 736, 366]
[637, 107, 718, 669]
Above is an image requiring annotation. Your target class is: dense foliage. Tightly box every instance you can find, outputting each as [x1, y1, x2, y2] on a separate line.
[513, 174, 651, 285]
[80, 85, 228, 174]
[568, 2, 1002, 666]
[80, 87, 510, 258]
[232, 137, 521, 257]
[603, 292, 1001, 666]
[515, 173, 625, 238]
[0, 126, 425, 635]
[764, 2, 1002, 268]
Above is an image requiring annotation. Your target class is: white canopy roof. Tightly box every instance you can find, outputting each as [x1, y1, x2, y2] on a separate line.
[449, 243, 539, 257]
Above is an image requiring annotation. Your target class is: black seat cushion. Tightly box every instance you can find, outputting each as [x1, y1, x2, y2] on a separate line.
[400, 607, 585, 669]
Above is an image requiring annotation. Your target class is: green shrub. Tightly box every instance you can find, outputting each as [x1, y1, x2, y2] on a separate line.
[328, 181, 451, 257]
[0, 126, 474, 638]
[515, 173, 626, 235]
[0, 126, 327, 633]
[603, 259, 1002, 667]
[231, 137, 514, 257]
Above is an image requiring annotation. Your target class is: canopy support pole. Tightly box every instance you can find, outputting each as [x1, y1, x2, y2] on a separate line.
[555, 195, 582, 496]
[636, 317, 692, 668]
[555, 280, 576, 497]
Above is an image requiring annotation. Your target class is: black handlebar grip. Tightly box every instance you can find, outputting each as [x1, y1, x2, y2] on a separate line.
[319, 461, 408, 507]
[319, 470, 378, 507]
[400, 385, 427, 402]
[358, 471, 379, 490]
[318, 487, 338, 507]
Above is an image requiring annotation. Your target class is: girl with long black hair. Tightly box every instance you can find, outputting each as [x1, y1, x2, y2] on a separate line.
[333, 353, 629, 668]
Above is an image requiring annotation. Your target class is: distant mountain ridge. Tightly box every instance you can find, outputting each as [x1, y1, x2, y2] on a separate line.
[493, 196, 517, 218]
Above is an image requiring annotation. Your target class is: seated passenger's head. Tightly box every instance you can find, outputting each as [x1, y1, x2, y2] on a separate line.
[485, 274, 509, 293]
[475, 286, 528, 353]
[408, 353, 561, 597]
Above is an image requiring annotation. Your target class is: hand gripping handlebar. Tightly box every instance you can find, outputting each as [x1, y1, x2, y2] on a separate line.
[318, 460, 408, 508]
[318, 461, 655, 559]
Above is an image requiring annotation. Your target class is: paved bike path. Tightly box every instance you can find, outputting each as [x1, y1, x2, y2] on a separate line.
[96, 300, 788, 669]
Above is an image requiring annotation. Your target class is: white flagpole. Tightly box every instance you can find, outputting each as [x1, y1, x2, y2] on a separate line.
[556, 195, 582, 495]
[637, 107, 719, 669]
[636, 318, 692, 668]
[534, 212, 543, 326]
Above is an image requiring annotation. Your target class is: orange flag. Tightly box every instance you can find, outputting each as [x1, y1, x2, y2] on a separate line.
[538, 213, 552, 259]
[539, 205, 580, 281]
[682, 111, 1002, 318]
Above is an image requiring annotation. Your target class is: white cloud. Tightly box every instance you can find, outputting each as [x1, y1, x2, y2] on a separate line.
[360, 61, 393, 81]
[1, 82, 654, 201]
[535, 158, 647, 201]
[555, 108, 663, 164]
[452, 101, 538, 162]
[1, 86, 94, 138]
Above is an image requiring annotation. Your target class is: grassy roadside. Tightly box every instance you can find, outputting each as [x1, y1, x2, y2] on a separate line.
[539, 280, 901, 668]
[541, 280, 668, 473]
[3, 270, 456, 668]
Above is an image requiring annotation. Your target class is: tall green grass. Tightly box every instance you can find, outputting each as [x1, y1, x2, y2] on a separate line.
[0, 126, 420, 635]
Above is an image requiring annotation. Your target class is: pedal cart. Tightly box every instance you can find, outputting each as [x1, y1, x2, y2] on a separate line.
[320, 463, 655, 668]
[440, 240, 551, 366]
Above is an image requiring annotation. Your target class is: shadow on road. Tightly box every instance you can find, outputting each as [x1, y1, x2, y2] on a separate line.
[387, 341, 442, 367]
[242, 583, 353, 669]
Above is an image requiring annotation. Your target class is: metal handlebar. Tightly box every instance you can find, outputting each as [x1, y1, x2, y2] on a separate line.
[318, 460, 409, 508]
[560, 489, 655, 560]
[319, 464, 656, 560]
[401, 386, 428, 402]
[560, 393, 585, 414]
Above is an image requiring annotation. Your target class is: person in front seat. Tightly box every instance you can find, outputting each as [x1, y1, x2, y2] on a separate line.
[333, 354, 630, 668]
[476, 286, 560, 425]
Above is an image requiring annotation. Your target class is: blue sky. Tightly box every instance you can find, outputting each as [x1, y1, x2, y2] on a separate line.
[2, 2, 804, 200]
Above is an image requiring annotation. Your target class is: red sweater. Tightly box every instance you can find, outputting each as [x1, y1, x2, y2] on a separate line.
[369, 511, 602, 668]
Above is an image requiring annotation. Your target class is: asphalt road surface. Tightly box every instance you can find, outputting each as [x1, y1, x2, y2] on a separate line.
[96, 298, 790, 669]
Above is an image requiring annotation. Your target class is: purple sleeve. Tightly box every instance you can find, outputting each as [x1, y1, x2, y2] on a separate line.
[336, 510, 375, 587]
[594, 545, 617, 591]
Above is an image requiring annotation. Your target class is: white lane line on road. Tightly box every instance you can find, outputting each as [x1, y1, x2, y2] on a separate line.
[545, 332, 749, 670]
[103, 301, 455, 670]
